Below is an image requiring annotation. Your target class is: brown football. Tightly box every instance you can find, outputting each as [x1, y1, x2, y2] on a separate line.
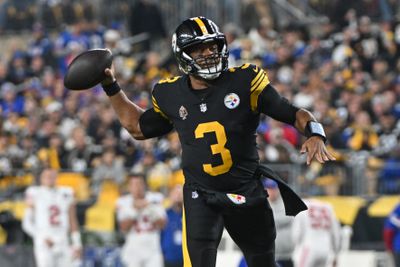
[64, 49, 113, 90]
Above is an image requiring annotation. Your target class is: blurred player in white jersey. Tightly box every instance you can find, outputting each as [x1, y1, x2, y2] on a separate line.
[291, 199, 341, 267]
[116, 173, 166, 267]
[22, 168, 82, 267]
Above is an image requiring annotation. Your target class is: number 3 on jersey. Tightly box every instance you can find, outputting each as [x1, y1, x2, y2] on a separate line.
[195, 121, 233, 176]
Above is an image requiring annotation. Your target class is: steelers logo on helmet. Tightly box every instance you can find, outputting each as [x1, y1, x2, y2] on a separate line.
[224, 93, 240, 109]
[172, 16, 229, 80]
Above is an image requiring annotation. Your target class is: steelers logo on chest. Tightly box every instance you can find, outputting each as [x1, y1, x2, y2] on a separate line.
[224, 93, 240, 109]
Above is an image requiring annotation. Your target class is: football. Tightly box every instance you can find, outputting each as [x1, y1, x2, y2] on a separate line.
[63, 48, 113, 90]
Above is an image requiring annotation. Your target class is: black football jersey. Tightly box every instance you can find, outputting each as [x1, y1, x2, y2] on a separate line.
[151, 64, 271, 191]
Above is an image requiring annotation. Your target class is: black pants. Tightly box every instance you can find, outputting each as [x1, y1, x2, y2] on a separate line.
[182, 184, 277, 267]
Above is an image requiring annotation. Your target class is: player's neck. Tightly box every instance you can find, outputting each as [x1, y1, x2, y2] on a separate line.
[189, 75, 210, 90]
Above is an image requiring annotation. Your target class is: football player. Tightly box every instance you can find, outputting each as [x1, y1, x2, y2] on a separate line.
[291, 199, 341, 267]
[22, 168, 82, 267]
[116, 173, 166, 267]
[100, 16, 335, 267]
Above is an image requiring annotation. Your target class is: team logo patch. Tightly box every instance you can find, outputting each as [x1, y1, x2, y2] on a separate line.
[226, 193, 246, 205]
[224, 93, 240, 109]
[192, 191, 199, 199]
[179, 105, 188, 120]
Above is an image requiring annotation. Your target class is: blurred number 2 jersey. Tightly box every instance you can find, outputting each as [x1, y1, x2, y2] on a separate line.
[292, 199, 341, 267]
[152, 64, 270, 191]
[25, 186, 74, 236]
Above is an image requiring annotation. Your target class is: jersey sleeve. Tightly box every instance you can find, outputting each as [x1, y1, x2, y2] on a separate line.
[238, 64, 271, 112]
[139, 108, 174, 138]
[237, 63, 298, 124]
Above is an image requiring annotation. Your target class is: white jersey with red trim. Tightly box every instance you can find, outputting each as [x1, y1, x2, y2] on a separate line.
[25, 186, 74, 237]
[23, 185, 76, 267]
[292, 199, 341, 267]
[116, 192, 166, 267]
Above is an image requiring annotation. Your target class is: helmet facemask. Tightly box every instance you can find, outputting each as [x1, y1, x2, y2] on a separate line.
[181, 39, 228, 80]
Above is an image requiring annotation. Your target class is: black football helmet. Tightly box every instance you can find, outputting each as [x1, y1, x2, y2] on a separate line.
[172, 17, 228, 80]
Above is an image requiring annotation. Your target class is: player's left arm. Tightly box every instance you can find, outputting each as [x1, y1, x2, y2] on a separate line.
[22, 187, 36, 237]
[256, 83, 336, 165]
[68, 198, 82, 258]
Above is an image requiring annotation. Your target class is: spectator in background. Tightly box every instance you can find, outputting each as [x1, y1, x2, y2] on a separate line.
[0, 132, 12, 177]
[0, 59, 8, 86]
[384, 200, 400, 267]
[26, 23, 56, 68]
[0, 82, 24, 117]
[129, 0, 166, 51]
[37, 133, 67, 170]
[64, 126, 95, 172]
[378, 145, 400, 194]
[263, 126, 297, 164]
[91, 147, 126, 194]
[116, 173, 166, 267]
[161, 184, 184, 267]
[344, 110, 379, 151]
[7, 51, 30, 85]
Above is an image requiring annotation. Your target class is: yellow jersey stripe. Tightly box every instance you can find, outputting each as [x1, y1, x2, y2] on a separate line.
[250, 69, 264, 87]
[152, 96, 168, 119]
[250, 72, 265, 93]
[250, 76, 270, 112]
[182, 204, 192, 267]
[241, 63, 251, 69]
[193, 17, 208, 35]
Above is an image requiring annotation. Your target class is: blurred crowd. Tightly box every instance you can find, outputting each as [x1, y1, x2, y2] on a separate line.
[0, 0, 399, 201]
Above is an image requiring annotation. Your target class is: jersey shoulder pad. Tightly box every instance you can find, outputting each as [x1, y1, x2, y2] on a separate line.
[153, 76, 182, 94]
[157, 76, 182, 85]
[152, 76, 182, 117]
[228, 63, 270, 88]
[227, 63, 263, 77]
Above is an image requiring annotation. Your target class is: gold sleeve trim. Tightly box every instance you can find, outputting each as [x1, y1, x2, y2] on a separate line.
[250, 72, 270, 112]
[152, 95, 168, 119]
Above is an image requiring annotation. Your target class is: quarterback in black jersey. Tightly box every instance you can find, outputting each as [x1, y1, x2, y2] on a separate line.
[101, 17, 335, 267]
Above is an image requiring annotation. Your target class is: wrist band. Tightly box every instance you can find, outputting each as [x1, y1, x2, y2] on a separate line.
[102, 80, 121, 96]
[305, 121, 327, 143]
[71, 231, 82, 248]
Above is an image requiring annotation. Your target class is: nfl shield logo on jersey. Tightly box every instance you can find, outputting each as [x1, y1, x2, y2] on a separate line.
[226, 193, 246, 205]
[224, 93, 240, 109]
[200, 103, 207, 112]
